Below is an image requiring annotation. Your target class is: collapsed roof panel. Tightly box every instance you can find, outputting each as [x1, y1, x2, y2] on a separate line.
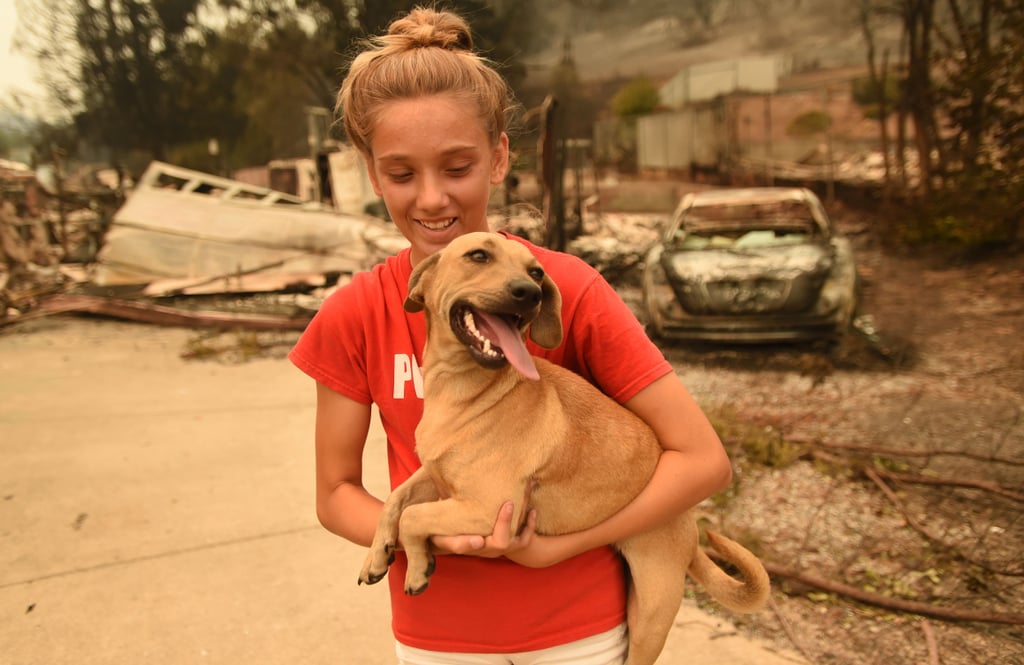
[92, 161, 407, 287]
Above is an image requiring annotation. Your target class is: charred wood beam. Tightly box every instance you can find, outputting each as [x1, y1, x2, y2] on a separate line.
[8, 294, 313, 331]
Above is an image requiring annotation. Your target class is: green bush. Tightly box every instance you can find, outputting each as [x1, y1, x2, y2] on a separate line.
[611, 77, 660, 118]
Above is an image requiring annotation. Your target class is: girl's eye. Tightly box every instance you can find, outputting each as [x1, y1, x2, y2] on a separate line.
[388, 172, 413, 183]
[447, 164, 472, 176]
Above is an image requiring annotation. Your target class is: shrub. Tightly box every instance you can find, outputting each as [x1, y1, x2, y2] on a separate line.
[611, 77, 661, 118]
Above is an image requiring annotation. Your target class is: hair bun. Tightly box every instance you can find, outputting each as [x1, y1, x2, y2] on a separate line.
[387, 7, 473, 51]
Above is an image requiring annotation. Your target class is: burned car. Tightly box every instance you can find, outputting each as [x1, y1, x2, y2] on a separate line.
[643, 187, 858, 342]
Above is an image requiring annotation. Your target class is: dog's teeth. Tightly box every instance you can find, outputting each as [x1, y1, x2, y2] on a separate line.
[464, 311, 487, 344]
[465, 313, 485, 342]
[461, 309, 501, 357]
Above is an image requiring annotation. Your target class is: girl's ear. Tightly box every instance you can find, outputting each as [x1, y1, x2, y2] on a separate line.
[489, 133, 510, 185]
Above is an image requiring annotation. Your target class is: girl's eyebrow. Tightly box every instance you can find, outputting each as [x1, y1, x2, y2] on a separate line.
[376, 144, 480, 163]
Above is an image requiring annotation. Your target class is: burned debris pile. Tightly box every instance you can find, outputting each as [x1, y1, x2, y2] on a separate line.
[2, 158, 672, 334]
[1, 158, 115, 321]
[1, 161, 408, 330]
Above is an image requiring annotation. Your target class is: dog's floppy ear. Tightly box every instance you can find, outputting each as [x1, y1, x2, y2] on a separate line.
[405, 253, 441, 313]
[529, 274, 563, 349]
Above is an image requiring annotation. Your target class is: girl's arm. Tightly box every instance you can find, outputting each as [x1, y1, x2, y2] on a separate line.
[313, 381, 382, 546]
[506, 371, 732, 568]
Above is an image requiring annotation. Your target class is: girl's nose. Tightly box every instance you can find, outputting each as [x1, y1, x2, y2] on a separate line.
[417, 174, 449, 210]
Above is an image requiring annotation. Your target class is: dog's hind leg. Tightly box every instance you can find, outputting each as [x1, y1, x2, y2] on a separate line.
[617, 523, 692, 665]
[359, 468, 439, 586]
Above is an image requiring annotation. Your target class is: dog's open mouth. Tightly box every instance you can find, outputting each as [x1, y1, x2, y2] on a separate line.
[451, 305, 540, 380]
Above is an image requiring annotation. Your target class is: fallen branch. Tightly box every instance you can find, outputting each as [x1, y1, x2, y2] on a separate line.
[755, 558, 1024, 625]
[871, 467, 1024, 504]
[810, 449, 1024, 503]
[864, 467, 1023, 577]
[790, 435, 1024, 467]
[921, 619, 939, 665]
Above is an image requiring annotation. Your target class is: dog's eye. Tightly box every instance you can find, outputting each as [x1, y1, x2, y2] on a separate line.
[465, 249, 490, 263]
[528, 267, 545, 282]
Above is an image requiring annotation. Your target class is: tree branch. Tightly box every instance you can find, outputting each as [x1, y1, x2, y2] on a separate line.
[863, 467, 1024, 577]
[790, 435, 1024, 467]
[753, 558, 1024, 625]
[870, 467, 1024, 503]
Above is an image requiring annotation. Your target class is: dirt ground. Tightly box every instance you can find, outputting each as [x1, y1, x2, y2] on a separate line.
[3, 196, 1022, 664]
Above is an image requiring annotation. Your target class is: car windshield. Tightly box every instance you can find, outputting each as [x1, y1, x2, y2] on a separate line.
[670, 200, 821, 250]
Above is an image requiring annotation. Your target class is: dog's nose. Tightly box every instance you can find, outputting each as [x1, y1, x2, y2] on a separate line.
[508, 279, 542, 306]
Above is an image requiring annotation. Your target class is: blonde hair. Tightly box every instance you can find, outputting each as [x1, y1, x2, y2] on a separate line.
[337, 6, 514, 156]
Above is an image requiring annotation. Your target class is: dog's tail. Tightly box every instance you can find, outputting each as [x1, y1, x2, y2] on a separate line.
[688, 530, 771, 613]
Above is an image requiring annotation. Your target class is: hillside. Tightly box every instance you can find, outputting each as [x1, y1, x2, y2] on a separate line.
[522, 1, 903, 87]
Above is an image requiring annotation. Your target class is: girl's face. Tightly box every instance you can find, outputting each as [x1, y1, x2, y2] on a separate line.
[366, 94, 509, 266]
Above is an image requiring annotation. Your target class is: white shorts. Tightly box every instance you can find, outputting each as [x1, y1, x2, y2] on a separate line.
[395, 623, 628, 665]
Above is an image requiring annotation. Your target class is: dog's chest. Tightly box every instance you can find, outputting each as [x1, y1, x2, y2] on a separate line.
[415, 412, 534, 491]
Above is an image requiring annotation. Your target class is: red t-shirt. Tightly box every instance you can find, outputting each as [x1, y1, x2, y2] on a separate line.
[289, 233, 672, 653]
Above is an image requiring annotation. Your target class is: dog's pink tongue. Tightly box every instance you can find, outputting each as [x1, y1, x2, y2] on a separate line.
[476, 310, 540, 381]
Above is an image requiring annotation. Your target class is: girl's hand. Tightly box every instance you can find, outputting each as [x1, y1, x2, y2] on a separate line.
[504, 529, 592, 569]
[429, 501, 538, 558]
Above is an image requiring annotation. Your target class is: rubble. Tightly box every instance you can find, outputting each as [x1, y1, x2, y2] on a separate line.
[566, 212, 665, 283]
[24, 293, 317, 330]
[2, 156, 123, 320]
[1, 160, 406, 330]
[3, 154, 886, 333]
[734, 147, 922, 188]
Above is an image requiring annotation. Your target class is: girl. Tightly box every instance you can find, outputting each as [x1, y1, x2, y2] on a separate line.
[289, 7, 732, 664]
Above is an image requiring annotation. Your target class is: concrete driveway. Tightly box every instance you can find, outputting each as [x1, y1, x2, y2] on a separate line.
[0, 317, 803, 664]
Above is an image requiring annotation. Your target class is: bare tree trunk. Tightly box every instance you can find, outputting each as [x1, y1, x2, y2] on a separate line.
[538, 96, 566, 251]
[896, 9, 910, 192]
[879, 51, 893, 199]
[859, 0, 893, 200]
[947, 0, 994, 174]
[904, 0, 936, 198]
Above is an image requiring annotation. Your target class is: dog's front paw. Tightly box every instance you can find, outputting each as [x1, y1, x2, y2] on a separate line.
[404, 552, 436, 595]
[358, 541, 396, 586]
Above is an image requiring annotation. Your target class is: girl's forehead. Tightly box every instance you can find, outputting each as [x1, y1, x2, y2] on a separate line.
[370, 94, 491, 157]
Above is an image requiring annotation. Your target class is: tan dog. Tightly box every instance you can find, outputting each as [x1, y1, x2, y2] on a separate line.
[359, 232, 769, 665]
